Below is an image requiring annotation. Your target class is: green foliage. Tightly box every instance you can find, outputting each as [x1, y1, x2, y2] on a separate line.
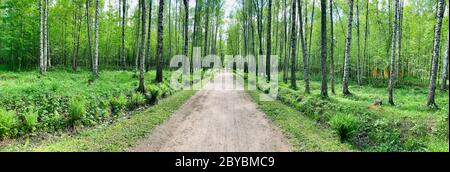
[68, 97, 86, 124]
[271, 78, 449, 152]
[1, 91, 197, 152]
[329, 113, 359, 143]
[158, 83, 173, 98]
[247, 90, 353, 151]
[110, 94, 128, 116]
[0, 108, 17, 138]
[39, 110, 64, 132]
[0, 70, 175, 139]
[147, 85, 162, 102]
[22, 108, 38, 132]
[128, 92, 146, 109]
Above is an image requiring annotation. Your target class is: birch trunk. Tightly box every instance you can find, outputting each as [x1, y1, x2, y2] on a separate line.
[427, 0, 446, 107]
[342, 0, 354, 96]
[39, 0, 45, 75]
[138, 0, 147, 93]
[388, 0, 399, 105]
[122, 0, 126, 68]
[93, 0, 99, 77]
[156, 0, 165, 83]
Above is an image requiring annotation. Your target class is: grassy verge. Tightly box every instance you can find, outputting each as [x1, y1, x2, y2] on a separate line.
[0, 70, 175, 142]
[246, 90, 354, 152]
[1, 90, 196, 152]
[238, 71, 448, 152]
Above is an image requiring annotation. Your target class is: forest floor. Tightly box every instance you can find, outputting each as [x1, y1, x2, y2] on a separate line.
[0, 69, 448, 152]
[130, 72, 291, 152]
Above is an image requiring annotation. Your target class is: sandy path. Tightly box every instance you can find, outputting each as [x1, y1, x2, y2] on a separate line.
[130, 72, 291, 152]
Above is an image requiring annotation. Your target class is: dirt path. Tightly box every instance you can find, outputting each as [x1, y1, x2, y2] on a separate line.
[130, 72, 291, 152]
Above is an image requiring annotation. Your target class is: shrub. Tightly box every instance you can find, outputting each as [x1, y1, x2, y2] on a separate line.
[147, 85, 161, 102]
[39, 110, 64, 132]
[0, 108, 17, 138]
[110, 94, 127, 115]
[329, 113, 359, 142]
[68, 97, 86, 123]
[159, 84, 171, 98]
[129, 92, 146, 109]
[23, 108, 39, 132]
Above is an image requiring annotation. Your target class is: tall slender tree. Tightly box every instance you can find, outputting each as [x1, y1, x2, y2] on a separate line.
[191, 0, 201, 73]
[138, 0, 147, 93]
[146, 0, 153, 71]
[329, 0, 335, 94]
[396, 0, 404, 84]
[298, 0, 309, 93]
[342, 0, 354, 96]
[44, 0, 48, 73]
[86, 0, 93, 71]
[204, 0, 210, 57]
[427, 0, 446, 107]
[121, 0, 126, 68]
[169, 0, 173, 58]
[266, 0, 272, 81]
[356, 0, 361, 85]
[134, 3, 141, 72]
[290, 0, 298, 89]
[388, 0, 399, 105]
[183, 0, 189, 74]
[253, 0, 264, 57]
[307, 0, 315, 70]
[282, 0, 288, 83]
[156, 0, 165, 83]
[363, 0, 369, 83]
[320, 0, 327, 98]
[39, 0, 45, 75]
[72, 5, 82, 71]
[93, 0, 99, 77]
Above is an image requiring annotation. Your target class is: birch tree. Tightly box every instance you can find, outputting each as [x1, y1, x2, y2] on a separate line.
[156, 0, 165, 83]
[388, 0, 399, 106]
[342, 0, 354, 96]
[138, 0, 147, 93]
[93, 0, 99, 77]
[427, 0, 446, 107]
[39, 0, 45, 75]
[298, 0, 309, 93]
[122, 0, 126, 68]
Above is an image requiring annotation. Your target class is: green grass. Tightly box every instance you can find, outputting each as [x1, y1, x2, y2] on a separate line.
[1, 90, 196, 152]
[247, 90, 354, 152]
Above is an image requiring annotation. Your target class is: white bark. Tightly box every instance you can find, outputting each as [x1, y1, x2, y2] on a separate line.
[43, 0, 48, 73]
[39, 0, 44, 74]
[93, 0, 99, 77]
[388, 0, 399, 105]
[342, 0, 354, 95]
[427, 0, 446, 107]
